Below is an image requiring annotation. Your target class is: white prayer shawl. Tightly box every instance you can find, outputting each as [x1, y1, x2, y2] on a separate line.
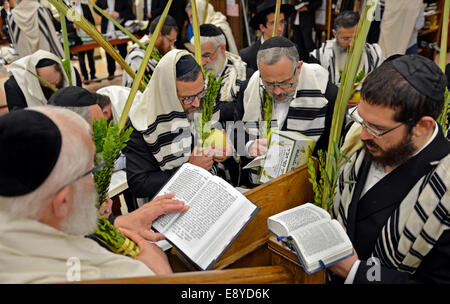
[196, 0, 239, 55]
[122, 35, 159, 88]
[218, 51, 248, 102]
[334, 149, 450, 274]
[7, 49, 77, 107]
[0, 211, 154, 283]
[129, 49, 219, 171]
[8, 0, 64, 59]
[242, 62, 329, 142]
[96, 85, 143, 125]
[379, 0, 422, 58]
[310, 39, 384, 85]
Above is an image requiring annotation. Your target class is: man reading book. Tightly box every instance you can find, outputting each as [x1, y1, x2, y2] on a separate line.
[330, 55, 450, 284]
[0, 107, 189, 283]
[234, 36, 338, 187]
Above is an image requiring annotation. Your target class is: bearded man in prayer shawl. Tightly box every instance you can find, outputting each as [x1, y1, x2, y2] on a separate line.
[234, 36, 338, 187]
[0, 106, 189, 283]
[125, 49, 232, 200]
[122, 15, 179, 88]
[310, 11, 384, 87]
[186, 0, 238, 55]
[195, 23, 253, 124]
[4, 49, 82, 111]
[7, 0, 64, 59]
[329, 55, 450, 284]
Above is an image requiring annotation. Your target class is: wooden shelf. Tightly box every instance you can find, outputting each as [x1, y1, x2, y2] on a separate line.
[419, 27, 440, 36]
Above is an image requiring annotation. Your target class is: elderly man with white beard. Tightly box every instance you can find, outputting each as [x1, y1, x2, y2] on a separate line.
[0, 106, 189, 283]
[194, 24, 254, 124]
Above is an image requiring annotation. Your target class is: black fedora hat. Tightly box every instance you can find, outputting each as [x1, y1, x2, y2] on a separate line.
[249, 0, 294, 29]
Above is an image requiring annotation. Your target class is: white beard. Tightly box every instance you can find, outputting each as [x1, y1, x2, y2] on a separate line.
[205, 51, 226, 76]
[60, 182, 98, 236]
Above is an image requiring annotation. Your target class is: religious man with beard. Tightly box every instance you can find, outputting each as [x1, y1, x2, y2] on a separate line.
[328, 55, 450, 284]
[122, 15, 178, 88]
[195, 24, 253, 124]
[125, 49, 232, 201]
[235, 36, 338, 187]
[0, 106, 189, 283]
[4, 49, 82, 111]
[310, 11, 384, 87]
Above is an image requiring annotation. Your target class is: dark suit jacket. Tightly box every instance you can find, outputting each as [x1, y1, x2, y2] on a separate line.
[143, 0, 164, 22]
[1, 8, 11, 27]
[95, 0, 135, 34]
[292, 0, 322, 27]
[341, 129, 450, 284]
[239, 38, 262, 72]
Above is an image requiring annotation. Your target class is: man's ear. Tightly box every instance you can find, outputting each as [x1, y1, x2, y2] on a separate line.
[52, 187, 72, 220]
[412, 116, 435, 138]
[259, 23, 266, 33]
[220, 44, 226, 54]
[102, 104, 112, 120]
[297, 61, 303, 73]
[332, 29, 337, 38]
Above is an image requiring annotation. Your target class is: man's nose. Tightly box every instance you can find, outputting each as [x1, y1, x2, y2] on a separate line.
[192, 96, 201, 108]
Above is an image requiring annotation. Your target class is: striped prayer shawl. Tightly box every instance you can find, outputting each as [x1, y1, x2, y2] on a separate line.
[242, 63, 329, 142]
[310, 39, 383, 85]
[122, 41, 159, 88]
[334, 149, 450, 274]
[129, 49, 221, 172]
[8, 1, 64, 59]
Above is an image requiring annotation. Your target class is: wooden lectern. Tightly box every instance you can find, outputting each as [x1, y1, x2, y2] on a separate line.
[82, 163, 326, 284]
[167, 163, 325, 284]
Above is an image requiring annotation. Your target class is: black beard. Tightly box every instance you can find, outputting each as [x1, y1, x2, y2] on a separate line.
[363, 133, 417, 168]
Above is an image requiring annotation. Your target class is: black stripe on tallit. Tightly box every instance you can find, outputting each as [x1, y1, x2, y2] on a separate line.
[429, 174, 446, 201]
[145, 127, 191, 154]
[296, 89, 325, 98]
[143, 111, 187, 136]
[434, 202, 450, 226]
[287, 106, 328, 120]
[37, 9, 63, 58]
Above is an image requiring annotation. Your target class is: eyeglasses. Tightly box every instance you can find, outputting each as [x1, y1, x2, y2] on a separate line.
[349, 106, 404, 138]
[201, 45, 220, 61]
[178, 89, 206, 105]
[267, 19, 287, 27]
[163, 35, 177, 45]
[54, 160, 106, 195]
[337, 36, 353, 42]
[261, 69, 297, 91]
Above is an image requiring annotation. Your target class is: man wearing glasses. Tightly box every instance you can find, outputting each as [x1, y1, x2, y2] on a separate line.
[235, 36, 338, 187]
[125, 50, 231, 201]
[310, 11, 384, 88]
[329, 55, 450, 283]
[195, 24, 254, 124]
[240, 0, 294, 72]
[0, 107, 189, 283]
[122, 15, 178, 88]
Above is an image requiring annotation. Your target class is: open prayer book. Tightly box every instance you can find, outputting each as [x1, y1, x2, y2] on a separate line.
[244, 130, 315, 184]
[152, 163, 260, 270]
[268, 203, 353, 274]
